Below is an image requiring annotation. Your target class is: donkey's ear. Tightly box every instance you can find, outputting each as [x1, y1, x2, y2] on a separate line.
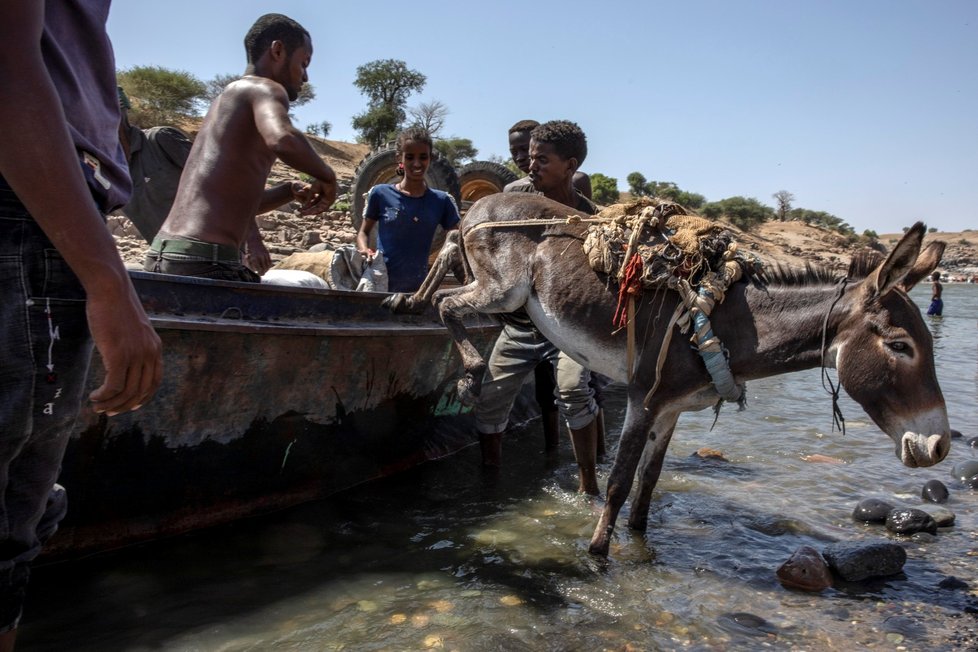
[866, 222, 924, 297]
[901, 240, 946, 291]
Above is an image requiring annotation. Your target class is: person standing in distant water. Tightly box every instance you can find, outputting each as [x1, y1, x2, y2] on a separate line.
[0, 2, 163, 648]
[504, 119, 592, 199]
[146, 13, 337, 282]
[356, 127, 460, 292]
[927, 271, 944, 316]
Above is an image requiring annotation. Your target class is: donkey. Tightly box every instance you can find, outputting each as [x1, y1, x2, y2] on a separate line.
[392, 192, 950, 557]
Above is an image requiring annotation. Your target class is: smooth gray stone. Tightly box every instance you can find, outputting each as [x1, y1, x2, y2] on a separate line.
[921, 479, 949, 503]
[886, 508, 938, 535]
[852, 498, 894, 523]
[951, 460, 978, 483]
[823, 541, 907, 581]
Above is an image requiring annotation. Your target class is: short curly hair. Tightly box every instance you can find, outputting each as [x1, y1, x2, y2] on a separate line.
[530, 120, 587, 165]
[508, 119, 540, 135]
[244, 14, 310, 65]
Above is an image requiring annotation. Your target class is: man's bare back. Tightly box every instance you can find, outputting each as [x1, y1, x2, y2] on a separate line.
[157, 18, 336, 255]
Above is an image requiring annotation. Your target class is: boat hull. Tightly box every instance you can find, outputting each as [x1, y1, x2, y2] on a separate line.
[45, 272, 526, 559]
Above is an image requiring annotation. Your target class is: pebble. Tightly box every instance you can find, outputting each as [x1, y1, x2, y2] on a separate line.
[921, 479, 950, 503]
[886, 508, 938, 535]
[852, 498, 894, 523]
[938, 576, 970, 590]
[715, 612, 777, 637]
[776, 545, 833, 591]
[822, 541, 907, 581]
[951, 460, 978, 483]
[925, 506, 956, 527]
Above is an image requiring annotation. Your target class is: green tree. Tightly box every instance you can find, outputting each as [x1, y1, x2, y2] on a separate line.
[626, 172, 650, 197]
[701, 196, 775, 231]
[647, 181, 705, 209]
[434, 138, 477, 167]
[204, 73, 315, 106]
[305, 120, 332, 138]
[590, 173, 619, 205]
[352, 105, 401, 148]
[352, 59, 426, 147]
[117, 65, 207, 126]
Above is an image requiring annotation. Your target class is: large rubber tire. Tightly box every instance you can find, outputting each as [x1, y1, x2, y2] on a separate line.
[458, 161, 519, 203]
[350, 142, 461, 232]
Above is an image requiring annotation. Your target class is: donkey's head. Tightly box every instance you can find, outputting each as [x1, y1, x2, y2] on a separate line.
[831, 223, 949, 468]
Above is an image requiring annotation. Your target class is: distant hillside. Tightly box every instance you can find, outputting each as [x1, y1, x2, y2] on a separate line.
[109, 134, 978, 278]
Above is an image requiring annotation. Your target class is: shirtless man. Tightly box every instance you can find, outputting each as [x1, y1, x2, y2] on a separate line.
[146, 13, 337, 282]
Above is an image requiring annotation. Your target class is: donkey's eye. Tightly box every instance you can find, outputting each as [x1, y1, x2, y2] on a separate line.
[887, 341, 910, 353]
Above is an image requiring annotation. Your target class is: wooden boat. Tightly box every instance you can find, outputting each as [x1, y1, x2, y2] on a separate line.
[45, 272, 526, 560]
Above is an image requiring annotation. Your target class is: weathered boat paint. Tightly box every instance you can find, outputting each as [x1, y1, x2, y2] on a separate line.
[45, 272, 526, 559]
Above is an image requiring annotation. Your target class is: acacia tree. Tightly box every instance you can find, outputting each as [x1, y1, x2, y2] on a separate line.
[627, 172, 650, 196]
[408, 100, 448, 137]
[434, 138, 477, 167]
[117, 65, 207, 126]
[701, 196, 775, 231]
[204, 73, 316, 106]
[352, 59, 426, 147]
[589, 173, 620, 205]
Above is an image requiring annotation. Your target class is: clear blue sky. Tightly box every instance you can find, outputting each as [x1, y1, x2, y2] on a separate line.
[107, 0, 977, 235]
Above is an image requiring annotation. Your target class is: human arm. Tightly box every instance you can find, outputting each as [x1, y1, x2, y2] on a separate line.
[356, 218, 377, 257]
[253, 83, 337, 214]
[243, 220, 272, 275]
[0, 2, 162, 414]
[153, 126, 193, 168]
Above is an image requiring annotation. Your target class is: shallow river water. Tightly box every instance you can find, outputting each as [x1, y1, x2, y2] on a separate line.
[20, 285, 978, 651]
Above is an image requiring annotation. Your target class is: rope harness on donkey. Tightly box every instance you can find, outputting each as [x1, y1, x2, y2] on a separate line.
[582, 198, 764, 412]
[468, 196, 764, 416]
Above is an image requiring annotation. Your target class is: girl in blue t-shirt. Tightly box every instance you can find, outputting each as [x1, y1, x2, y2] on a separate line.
[356, 127, 460, 292]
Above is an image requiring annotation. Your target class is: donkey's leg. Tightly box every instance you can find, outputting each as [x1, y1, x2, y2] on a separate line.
[626, 417, 678, 532]
[589, 390, 657, 556]
[435, 279, 530, 405]
[383, 231, 462, 314]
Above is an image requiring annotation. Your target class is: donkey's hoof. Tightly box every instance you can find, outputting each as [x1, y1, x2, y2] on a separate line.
[382, 293, 407, 312]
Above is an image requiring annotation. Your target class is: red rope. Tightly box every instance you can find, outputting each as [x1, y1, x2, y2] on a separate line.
[614, 254, 644, 328]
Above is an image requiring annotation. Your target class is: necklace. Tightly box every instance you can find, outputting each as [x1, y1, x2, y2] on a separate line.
[395, 182, 429, 223]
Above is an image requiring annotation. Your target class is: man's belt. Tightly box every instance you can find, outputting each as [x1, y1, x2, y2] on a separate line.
[149, 235, 240, 263]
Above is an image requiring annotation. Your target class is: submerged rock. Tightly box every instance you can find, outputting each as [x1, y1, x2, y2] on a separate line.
[692, 447, 728, 461]
[716, 612, 777, 637]
[852, 498, 894, 523]
[926, 507, 956, 527]
[951, 460, 978, 484]
[776, 545, 832, 591]
[822, 541, 906, 581]
[921, 479, 950, 503]
[886, 508, 938, 535]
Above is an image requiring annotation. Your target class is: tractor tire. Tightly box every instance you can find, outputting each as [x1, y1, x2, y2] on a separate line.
[350, 142, 461, 232]
[458, 161, 519, 204]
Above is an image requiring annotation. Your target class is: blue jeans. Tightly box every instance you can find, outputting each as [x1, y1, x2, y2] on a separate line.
[0, 181, 93, 632]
